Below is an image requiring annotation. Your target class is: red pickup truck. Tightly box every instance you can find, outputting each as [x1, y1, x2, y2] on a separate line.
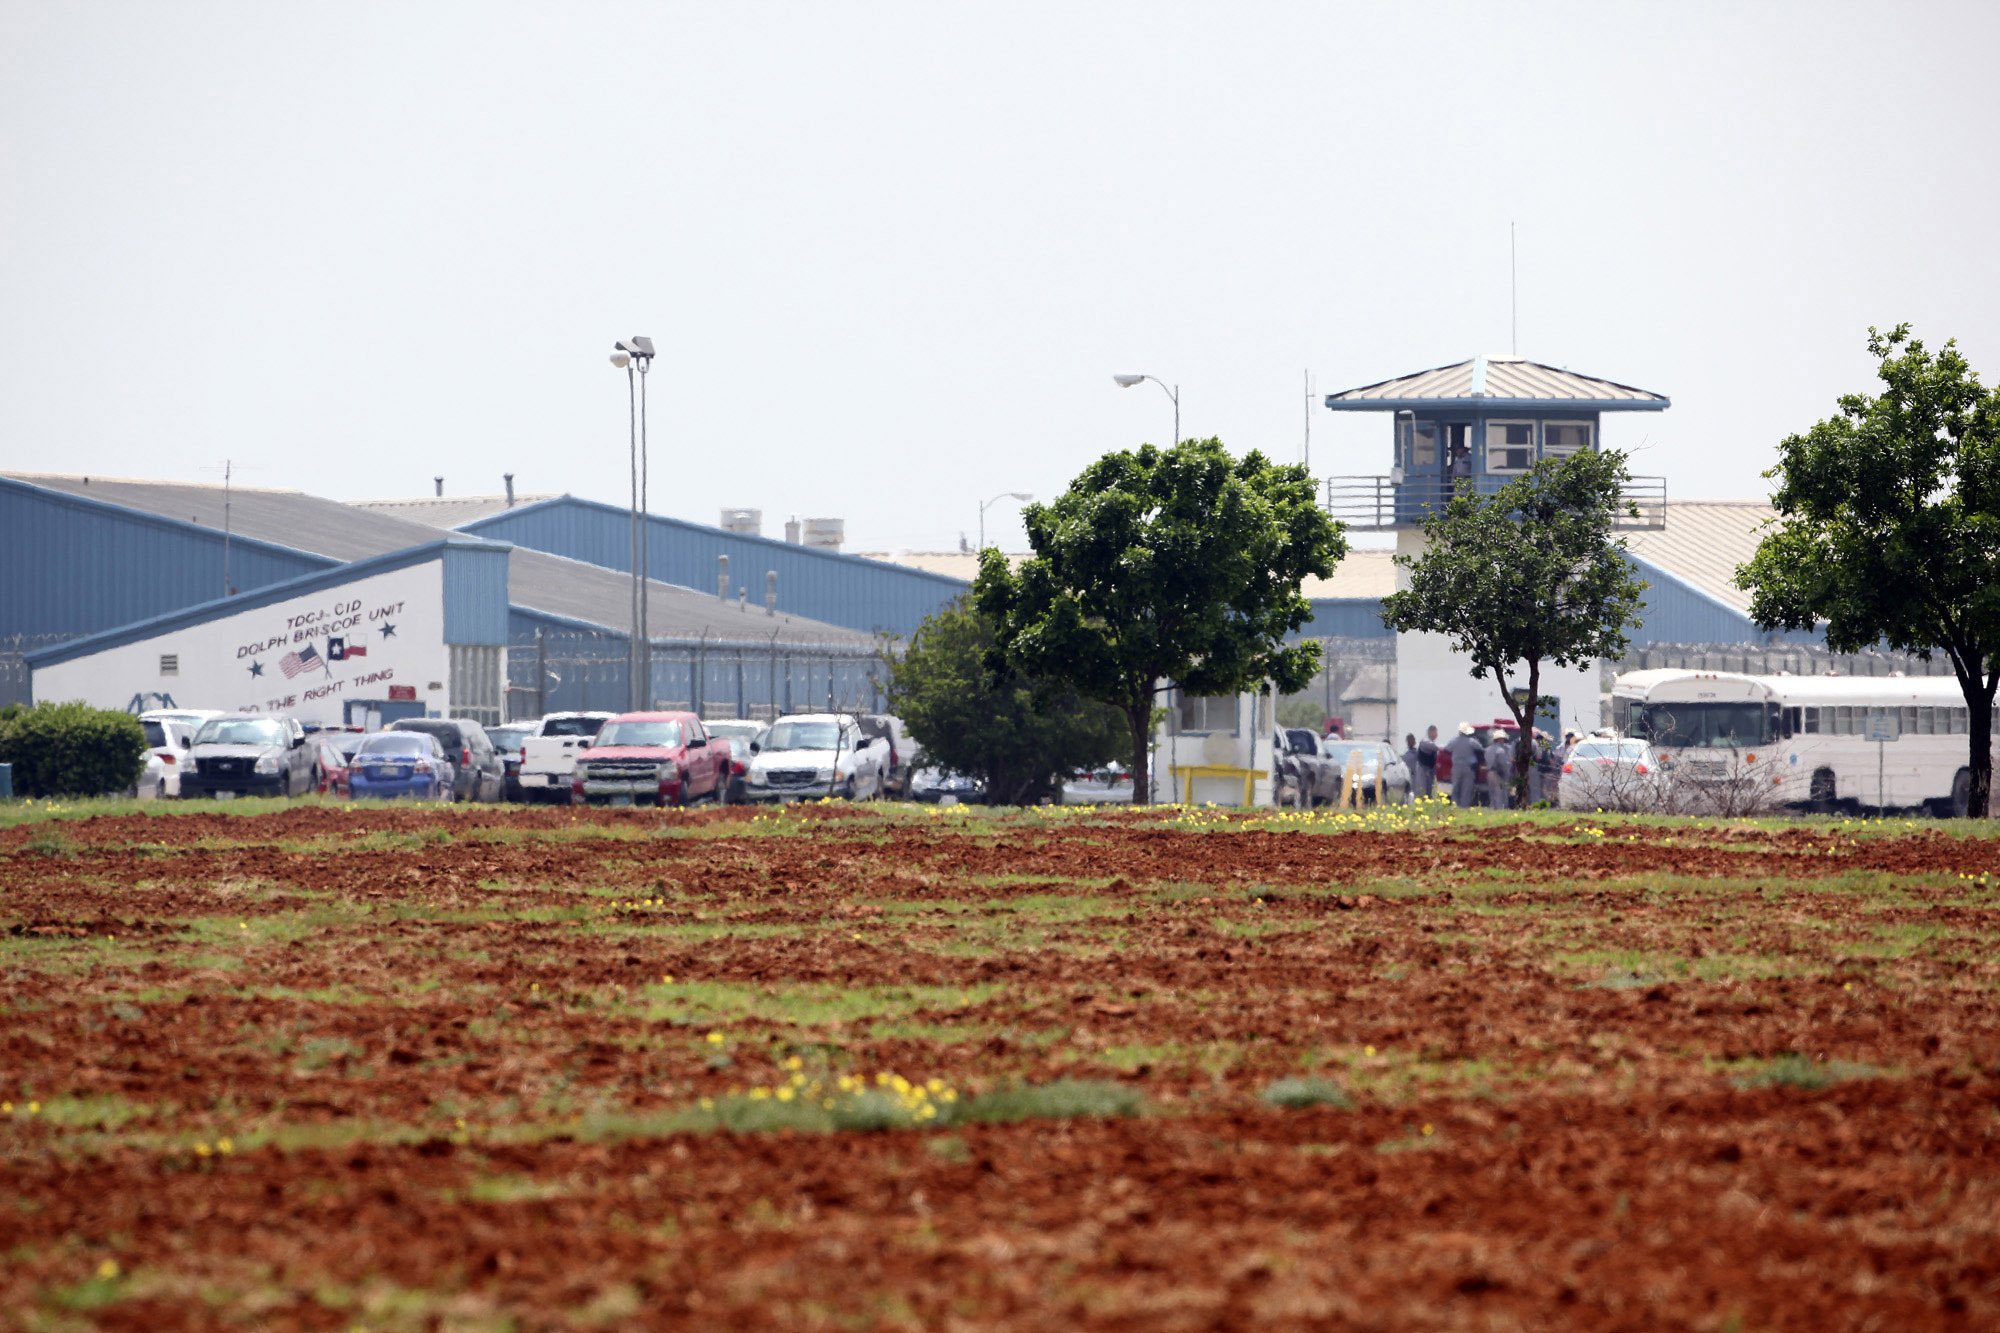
[569, 711, 730, 807]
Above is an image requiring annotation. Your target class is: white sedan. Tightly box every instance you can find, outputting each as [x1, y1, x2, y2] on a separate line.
[1558, 737, 1669, 811]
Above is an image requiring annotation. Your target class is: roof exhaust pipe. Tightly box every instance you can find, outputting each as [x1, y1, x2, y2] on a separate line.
[434, 476, 444, 497]
[504, 473, 515, 507]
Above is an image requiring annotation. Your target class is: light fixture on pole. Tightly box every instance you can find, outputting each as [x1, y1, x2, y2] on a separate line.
[978, 491, 1033, 550]
[611, 337, 655, 710]
[1113, 373, 1179, 447]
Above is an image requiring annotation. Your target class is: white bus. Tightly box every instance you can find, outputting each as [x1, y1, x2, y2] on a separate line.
[1609, 669, 1995, 816]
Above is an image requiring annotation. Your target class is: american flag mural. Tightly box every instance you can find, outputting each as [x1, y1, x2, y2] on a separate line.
[279, 642, 324, 678]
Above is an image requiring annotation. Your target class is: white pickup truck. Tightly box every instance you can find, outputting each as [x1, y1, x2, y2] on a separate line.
[515, 711, 614, 802]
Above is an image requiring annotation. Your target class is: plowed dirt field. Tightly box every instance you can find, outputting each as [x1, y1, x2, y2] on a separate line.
[3, 800, 1997, 1331]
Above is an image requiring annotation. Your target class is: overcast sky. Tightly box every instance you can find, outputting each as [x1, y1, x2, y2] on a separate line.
[5, 2, 1997, 554]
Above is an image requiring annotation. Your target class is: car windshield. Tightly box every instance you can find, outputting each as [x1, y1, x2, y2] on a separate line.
[357, 734, 429, 756]
[142, 721, 169, 749]
[765, 720, 840, 751]
[488, 728, 531, 750]
[1639, 703, 1770, 748]
[1574, 740, 1649, 761]
[196, 719, 285, 746]
[1283, 729, 1319, 753]
[596, 721, 684, 748]
[707, 722, 764, 741]
[543, 716, 607, 738]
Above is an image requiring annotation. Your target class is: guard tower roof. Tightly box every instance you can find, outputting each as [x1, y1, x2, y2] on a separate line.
[1324, 355, 1670, 412]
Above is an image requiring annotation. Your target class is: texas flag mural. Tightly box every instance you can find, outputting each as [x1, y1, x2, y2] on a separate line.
[327, 636, 367, 661]
[279, 642, 325, 678]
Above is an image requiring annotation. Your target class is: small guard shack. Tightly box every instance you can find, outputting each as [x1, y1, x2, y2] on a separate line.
[1322, 355, 1671, 742]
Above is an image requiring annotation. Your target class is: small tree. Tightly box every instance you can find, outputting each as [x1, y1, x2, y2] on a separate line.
[886, 597, 1127, 805]
[975, 438, 1346, 803]
[1739, 325, 2000, 816]
[1381, 448, 1648, 807]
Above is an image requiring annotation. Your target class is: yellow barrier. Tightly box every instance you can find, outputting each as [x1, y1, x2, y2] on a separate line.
[1170, 764, 1260, 807]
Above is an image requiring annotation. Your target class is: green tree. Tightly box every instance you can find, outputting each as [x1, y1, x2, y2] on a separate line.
[1739, 325, 2000, 816]
[885, 597, 1127, 805]
[1381, 448, 1647, 807]
[974, 438, 1346, 803]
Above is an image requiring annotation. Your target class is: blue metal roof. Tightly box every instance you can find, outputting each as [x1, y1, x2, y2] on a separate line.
[456, 496, 967, 638]
[1, 476, 335, 641]
[1624, 553, 1821, 647]
[25, 538, 514, 668]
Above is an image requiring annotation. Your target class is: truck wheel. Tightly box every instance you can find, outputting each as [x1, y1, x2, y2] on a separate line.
[1950, 768, 1972, 819]
[1809, 768, 1836, 813]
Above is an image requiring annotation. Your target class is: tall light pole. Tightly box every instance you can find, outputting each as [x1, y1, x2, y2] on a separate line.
[1112, 373, 1182, 805]
[979, 491, 1032, 550]
[611, 337, 655, 710]
[1113, 373, 1179, 447]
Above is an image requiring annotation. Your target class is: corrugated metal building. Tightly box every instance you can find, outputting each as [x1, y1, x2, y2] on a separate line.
[1, 476, 335, 641]
[450, 496, 968, 638]
[1, 472, 884, 715]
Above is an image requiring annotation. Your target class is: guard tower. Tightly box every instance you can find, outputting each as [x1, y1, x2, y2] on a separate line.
[1321, 354, 1671, 740]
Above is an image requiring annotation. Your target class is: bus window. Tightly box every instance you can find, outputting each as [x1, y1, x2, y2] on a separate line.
[1783, 706, 1801, 738]
[1902, 706, 1919, 735]
[1803, 707, 1819, 735]
[1917, 707, 1935, 735]
[1950, 708, 1968, 735]
[1834, 706, 1853, 735]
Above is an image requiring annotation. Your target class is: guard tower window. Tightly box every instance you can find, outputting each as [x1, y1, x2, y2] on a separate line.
[1543, 421, 1594, 459]
[159, 654, 179, 677]
[1486, 422, 1535, 473]
[1405, 422, 1436, 468]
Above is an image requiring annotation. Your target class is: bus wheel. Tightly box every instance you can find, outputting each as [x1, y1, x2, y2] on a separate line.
[1809, 768, 1837, 813]
[1951, 768, 1972, 819]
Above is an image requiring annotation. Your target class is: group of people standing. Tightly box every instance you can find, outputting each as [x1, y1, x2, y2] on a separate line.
[1401, 723, 1582, 809]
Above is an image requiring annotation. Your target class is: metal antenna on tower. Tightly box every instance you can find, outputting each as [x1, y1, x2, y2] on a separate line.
[199, 459, 261, 597]
[1303, 370, 1313, 472]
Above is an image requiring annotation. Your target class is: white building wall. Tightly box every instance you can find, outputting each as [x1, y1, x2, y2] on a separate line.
[1388, 529, 1603, 743]
[33, 560, 453, 727]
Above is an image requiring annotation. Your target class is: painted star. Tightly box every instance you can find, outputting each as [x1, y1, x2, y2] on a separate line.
[248, 660, 264, 677]
[379, 622, 397, 638]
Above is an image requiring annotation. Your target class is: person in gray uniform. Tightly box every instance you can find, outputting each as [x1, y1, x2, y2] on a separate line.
[1445, 723, 1483, 808]
[1485, 728, 1515, 810]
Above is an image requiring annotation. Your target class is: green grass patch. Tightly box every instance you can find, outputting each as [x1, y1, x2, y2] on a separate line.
[1261, 1076, 1352, 1109]
[1729, 1054, 1882, 1090]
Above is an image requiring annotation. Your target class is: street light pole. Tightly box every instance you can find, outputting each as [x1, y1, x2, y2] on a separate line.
[978, 491, 1033, 550]
[1113, 373, 1179, 447]
[612, 337, 656, 711]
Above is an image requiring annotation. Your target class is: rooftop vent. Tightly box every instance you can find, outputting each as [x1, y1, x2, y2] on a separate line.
[720, 508, 761, 536]
[800, 518, 844, 551]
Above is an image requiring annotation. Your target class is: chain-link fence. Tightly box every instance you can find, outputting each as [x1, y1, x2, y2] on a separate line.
[0, 634, 70, 708]
[506, 629, 892, 721]
[1275, 636, 1399, 739]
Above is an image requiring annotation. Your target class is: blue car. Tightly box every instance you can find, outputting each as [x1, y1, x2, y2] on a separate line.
[346, 732, 452, 801]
